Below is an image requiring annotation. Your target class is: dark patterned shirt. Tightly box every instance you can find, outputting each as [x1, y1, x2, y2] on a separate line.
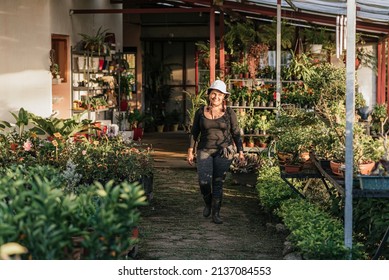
[189, 106, 243, 153]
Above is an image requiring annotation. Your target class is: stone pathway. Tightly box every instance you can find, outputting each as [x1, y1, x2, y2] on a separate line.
[135, 131, 286, 260]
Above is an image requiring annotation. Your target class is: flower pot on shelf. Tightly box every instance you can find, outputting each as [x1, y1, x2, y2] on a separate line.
[357, 106, 370, 121]
[171, 123, 179, 132]
[133, 127, 143, 140]
[330, 160, 345, 177]
[156, 125, 164, 133]
[357, 161, 375, 175]
[299, 152, 310, 162]
[284, 164, 302, 174]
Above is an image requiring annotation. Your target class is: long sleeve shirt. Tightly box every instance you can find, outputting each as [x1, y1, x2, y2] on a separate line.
[189, 106, 243, 153]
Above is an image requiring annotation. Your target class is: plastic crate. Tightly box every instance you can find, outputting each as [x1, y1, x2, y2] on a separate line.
[358, 175, 389, 190]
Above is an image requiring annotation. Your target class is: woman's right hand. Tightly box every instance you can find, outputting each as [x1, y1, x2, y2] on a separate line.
[187, 148, 194, 165]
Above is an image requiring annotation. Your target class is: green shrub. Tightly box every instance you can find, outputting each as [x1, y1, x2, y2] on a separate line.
[277, 199, 366, 259]
[256, 164, 297, 214]
[0, 165, 147, 259]
[353, 198, 389, 259]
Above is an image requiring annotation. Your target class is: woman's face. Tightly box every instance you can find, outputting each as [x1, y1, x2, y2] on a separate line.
[209, 90, 225, 106]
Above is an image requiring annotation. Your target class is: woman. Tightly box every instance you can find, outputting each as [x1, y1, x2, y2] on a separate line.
[187, 80, 244, 224]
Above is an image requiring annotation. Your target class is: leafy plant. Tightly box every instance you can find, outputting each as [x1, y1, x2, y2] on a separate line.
[229, 152, 262, 174]
[278, 198, 366, 259]
[259, 19, 295, 50]
[0, 165, 147, 259]
[224, 19, 257, 55]
[0, 107, 32, 138]
[184, 88, 208, 132]
[356, 46, 377, 72]
[78, 26, 110, 56]
[372, 103, 388, 122]
[303, 26, 329, 45]
[256, 165, 297, 213]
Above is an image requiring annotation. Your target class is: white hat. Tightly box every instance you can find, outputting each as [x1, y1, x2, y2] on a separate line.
[207, 80, 230, 95]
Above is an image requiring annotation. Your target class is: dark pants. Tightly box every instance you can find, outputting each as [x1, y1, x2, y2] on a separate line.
[196, 149, 232, 199]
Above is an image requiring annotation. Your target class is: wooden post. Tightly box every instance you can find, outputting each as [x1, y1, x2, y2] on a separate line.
[377, 41, 383, 103]
[219, 11, 225, 80]
[209, 7, 216, 83]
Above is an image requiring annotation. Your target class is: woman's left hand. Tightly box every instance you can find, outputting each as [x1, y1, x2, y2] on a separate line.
[238, 151, 245, 164]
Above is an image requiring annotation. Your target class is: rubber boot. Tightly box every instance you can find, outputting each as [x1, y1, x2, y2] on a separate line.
[212, 198, 223, 224]
[200, 185, 212, 217]
[203, 194, 212, 217]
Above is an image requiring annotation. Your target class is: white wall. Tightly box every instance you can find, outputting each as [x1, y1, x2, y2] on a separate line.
[0, 0, 122, 122]
[357, 44, 377, 109]
[0, 0, 51, 122]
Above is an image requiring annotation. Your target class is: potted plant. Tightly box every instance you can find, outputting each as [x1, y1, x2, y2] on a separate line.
[372, 103, 388, 124]
[303, 26, 329, 54]
[165, 109, 180, 131]
[195, 40, 219, 69]
[78, 26, 111, 56]
[229, 153, 262, 186]
[356, 46, 377, 72]
[184, 88, 208, 132]
[259, 19, 295, 50]
[355, 92, 370, 121]
[224, 20, 257, 56]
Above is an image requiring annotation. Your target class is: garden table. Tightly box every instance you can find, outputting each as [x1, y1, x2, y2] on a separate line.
[310, 153, 389, 259]
[279, 162, 330, 199]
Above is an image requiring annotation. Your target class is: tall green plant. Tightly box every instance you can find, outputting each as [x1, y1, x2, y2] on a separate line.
[184, 88, 208, 132]
[0, 107, 32, 138]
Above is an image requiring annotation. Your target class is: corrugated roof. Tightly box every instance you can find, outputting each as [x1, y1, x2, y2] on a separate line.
[249, 0, 389, 24]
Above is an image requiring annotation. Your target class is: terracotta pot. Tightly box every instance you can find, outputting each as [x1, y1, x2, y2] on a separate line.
[358, 161, 375, 175]
[246, 142, 255, 148]
[330, 160, 345, 177]
[284, 164, 302, 173]
[355, 58, 361, 70]
[300, 152, 310, 162]
[259, 142, 267, 148]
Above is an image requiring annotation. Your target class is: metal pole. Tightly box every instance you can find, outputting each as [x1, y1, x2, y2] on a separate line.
[276, 0, 281, 110]
[345, 0, 356, 256]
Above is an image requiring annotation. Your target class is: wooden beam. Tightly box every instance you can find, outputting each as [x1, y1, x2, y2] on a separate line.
[70, 7, 211, 15]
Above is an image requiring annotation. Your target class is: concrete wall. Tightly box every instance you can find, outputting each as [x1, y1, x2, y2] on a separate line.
[0, 0, 51, 122]
[357, 44, 377, 109]
[0, 0, 122, 122]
